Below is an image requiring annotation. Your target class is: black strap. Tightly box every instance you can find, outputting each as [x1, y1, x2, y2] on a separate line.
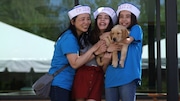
[52, 64, 69, 77]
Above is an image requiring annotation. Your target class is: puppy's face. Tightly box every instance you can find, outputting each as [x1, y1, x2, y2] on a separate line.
[110, 25, 129, 42]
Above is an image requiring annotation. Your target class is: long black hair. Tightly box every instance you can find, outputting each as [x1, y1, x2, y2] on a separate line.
[57, 16, 91, 49]
[129, 13, 138, 29]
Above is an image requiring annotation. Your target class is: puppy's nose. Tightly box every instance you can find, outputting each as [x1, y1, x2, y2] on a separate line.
[113, 38, 116, 42]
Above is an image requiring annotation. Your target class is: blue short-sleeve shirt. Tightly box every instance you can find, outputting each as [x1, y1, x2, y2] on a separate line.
[105, 25, 143, 88]
[49, 30, 79, 90]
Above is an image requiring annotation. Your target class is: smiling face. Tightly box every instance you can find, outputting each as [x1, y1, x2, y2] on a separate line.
[97, 12, 111, 33]
[118, 10, 131, 28]
[71, 13, 91, 36]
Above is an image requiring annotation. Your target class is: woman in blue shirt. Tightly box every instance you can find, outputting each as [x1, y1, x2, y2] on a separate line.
[102, 3, 143, 101]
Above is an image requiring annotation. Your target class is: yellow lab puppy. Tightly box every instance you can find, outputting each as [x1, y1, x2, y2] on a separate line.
[96, 25, 129, 67]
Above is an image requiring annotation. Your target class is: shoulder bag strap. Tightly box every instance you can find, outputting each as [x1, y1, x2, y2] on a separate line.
[52, 64, 69, 77]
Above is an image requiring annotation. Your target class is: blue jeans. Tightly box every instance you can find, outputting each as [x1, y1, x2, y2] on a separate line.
[49, 86, 71, 101]
[105, 80, 137, 101]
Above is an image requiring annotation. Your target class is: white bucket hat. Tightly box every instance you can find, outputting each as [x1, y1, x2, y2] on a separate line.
[68, 5, 91, 20]
[116, 3, 140, 19]
[93, 7, 117, 25]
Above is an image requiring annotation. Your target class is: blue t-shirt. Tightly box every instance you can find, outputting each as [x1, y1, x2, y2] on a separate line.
[105, 25, 143, 88]
[49, 30, 78, 91]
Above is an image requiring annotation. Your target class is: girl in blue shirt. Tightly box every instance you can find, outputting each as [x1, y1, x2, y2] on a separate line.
[48, 5, 106, 101]
[102, 3, 143, 101]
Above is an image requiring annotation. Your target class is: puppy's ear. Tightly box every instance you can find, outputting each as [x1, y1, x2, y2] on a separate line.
[110, 30, 113, 37]
[121, 29, 129, 38]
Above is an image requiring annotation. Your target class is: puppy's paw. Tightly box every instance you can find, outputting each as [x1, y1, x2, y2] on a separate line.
[112, 61, 118, 68]
[119, 61, 124, 68]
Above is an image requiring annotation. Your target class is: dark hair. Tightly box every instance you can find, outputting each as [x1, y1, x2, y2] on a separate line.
[128, 13, 138, 29]
[57, 16, 91, 49]
[89, 16, 114, 45]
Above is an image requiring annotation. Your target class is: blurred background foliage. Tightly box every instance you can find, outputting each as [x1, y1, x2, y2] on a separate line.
[1, 0, 179, 43]
[0, 0, 72, 41]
